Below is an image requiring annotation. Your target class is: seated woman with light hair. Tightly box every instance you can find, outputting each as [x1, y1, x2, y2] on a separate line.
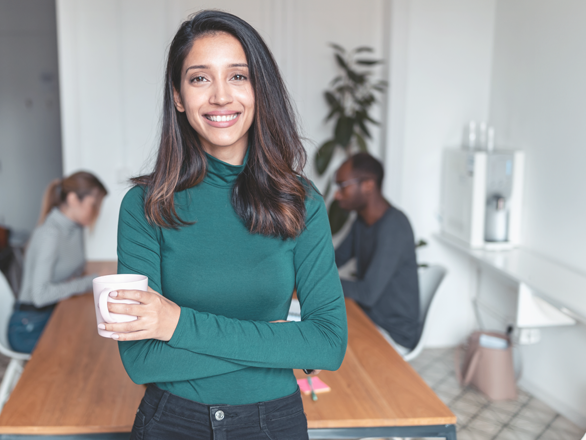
[8, 171, 108, 353]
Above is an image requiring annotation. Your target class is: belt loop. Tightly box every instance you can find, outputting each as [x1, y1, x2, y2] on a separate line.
[259, 401, 267, 430]
[153, 390, 170, 423]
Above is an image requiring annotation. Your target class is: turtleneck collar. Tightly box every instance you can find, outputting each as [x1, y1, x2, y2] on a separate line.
[204, 149, 248, 188]
[46, 207, 82, 233]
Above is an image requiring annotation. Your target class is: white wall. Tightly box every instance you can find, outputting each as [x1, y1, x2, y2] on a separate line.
[485, 0, 586, 427]
[56, 0, 387, 260]
[384, 0, 497, 346]
[0, 0, 63, 234]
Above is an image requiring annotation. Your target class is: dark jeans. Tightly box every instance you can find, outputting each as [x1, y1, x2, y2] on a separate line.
[8, 305, 55, 354]
[131, 384, 309, 440]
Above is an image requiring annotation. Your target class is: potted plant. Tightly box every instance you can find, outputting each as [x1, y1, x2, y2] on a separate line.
[314, 43, 387, 234]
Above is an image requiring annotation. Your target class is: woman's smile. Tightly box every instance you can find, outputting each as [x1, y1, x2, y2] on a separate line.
[203, 111, 241, 127]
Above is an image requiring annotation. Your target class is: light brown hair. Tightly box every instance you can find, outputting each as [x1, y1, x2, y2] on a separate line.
[38, 171, 108, 225]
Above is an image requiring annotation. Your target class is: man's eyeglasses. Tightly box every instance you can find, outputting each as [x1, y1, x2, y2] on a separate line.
[334, 177, 364, 190]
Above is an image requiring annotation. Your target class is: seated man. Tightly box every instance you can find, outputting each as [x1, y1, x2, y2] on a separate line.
[334, 153, 420, 354]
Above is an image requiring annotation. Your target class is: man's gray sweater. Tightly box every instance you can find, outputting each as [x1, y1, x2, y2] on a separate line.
[335, 206, 420, 349]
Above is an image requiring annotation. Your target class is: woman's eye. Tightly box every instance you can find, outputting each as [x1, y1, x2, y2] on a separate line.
[232, 74, 247, 81]
[191, 76, 207, 83]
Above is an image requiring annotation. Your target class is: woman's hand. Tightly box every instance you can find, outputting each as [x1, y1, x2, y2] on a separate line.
[98, 287, 181, 342]
[271, 320, 321, 376]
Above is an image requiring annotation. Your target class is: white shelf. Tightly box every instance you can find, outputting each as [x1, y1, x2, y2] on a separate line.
[435, 232, 586, 325]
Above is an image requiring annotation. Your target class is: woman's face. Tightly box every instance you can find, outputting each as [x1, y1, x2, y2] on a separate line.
[174, 32, 255, 160]
[67, 190, 104, 227]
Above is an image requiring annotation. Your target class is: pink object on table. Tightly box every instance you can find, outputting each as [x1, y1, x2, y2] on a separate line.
[297, 377, 331, 395]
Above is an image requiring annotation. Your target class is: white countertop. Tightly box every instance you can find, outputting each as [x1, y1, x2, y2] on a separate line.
[435, 232, 586, 323]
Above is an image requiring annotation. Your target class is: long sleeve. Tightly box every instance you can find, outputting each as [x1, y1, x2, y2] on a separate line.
[341, 215, 409, 309]
[167, 192, 348, 371]
[335, 221, 355, 267]
[24, 227, 93, 308]
[117, 187, 249, 384]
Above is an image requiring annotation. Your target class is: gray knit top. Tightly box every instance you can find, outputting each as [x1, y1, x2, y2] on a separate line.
[18, 208, 95, 307]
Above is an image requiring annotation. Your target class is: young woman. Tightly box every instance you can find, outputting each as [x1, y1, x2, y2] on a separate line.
[104, 10, 347, 439]
[8, 171, 108, 353]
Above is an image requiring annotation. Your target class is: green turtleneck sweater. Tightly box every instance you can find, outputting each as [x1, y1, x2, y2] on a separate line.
[116, 152, 347, 405]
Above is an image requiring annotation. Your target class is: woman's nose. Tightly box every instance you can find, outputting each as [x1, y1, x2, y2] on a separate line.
[210, 81, 233, 105]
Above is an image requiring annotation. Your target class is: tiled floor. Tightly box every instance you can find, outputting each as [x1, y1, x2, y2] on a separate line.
[408, 348, 586, 440]
[0, 350, 584, 439]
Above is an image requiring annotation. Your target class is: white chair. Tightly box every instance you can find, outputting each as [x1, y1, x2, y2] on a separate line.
[0, 271, 30, 413]
[403, 265, 447, 362]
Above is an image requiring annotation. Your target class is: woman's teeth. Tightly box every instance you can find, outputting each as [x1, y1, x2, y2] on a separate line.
[206, 114, 238, 122]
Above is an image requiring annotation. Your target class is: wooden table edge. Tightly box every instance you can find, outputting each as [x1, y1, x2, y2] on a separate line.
[0, 417, 456, 435]
[306, 416, 457, 429]
[0, 425, 133, 435]
[0, 417, 458, 435]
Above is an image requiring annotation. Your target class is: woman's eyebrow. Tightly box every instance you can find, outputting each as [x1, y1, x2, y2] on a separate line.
[185, 63, 248, 74]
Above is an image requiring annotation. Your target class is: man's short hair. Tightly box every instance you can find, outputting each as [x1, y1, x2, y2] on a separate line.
[349, 153, 384, 189]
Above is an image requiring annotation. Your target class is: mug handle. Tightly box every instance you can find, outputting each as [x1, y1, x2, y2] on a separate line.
[99, 288, 117, 324]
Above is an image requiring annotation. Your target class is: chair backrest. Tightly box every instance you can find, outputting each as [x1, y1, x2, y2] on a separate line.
[0, 271, 15, 352]
[403, 265, 447, 362]
[418, 265, 447, 323]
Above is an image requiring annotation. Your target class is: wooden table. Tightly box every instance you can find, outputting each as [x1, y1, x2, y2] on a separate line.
[0, 262, 456, 439]
[295, 300, 456, 439]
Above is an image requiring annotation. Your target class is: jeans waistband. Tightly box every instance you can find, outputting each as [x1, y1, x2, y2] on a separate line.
[143, 384, 304, 429]
[14, 302, 56, 313]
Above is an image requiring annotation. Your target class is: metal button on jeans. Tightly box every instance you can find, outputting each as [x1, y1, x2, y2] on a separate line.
[215, 410, 225, 421]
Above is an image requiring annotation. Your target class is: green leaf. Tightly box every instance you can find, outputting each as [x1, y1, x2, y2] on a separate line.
[354, 46, 374, 53]
[360, 94, 375, 107]
[335, 54, 349, 71]
[356, 118, 371, 139]
[355, 132, 368, 152]
[334, 54, 365, 85]
[314, 140, 337, 175]
[355, 59, 383, 66]
[329, 43, 346, 53]
[323, 178, 332, 199]
[335, 85, 358, 103]
[335, 116, 355, 148]
[347, 69, 365, 85]
[325, 106, 341, 122]
[329, 75, 343, 86]
[415, 239, 428, 248]
[324, 91, 339, 108]
[363, 111, 379, 125]
[328, 199, 350, 235]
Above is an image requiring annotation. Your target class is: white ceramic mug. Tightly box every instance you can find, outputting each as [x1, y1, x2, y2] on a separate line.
[92, 274, 147, 338]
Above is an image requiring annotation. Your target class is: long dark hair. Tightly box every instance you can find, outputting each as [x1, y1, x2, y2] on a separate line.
[39, 171, 107, 225]
[132, 10, 308, 238]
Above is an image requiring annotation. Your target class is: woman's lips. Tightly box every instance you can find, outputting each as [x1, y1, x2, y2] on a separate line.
[203, 112, 240, 128]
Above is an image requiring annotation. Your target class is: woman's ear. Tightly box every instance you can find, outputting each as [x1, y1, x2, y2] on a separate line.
[65, 191, 81, 207]
[173, 87, 185, 112]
